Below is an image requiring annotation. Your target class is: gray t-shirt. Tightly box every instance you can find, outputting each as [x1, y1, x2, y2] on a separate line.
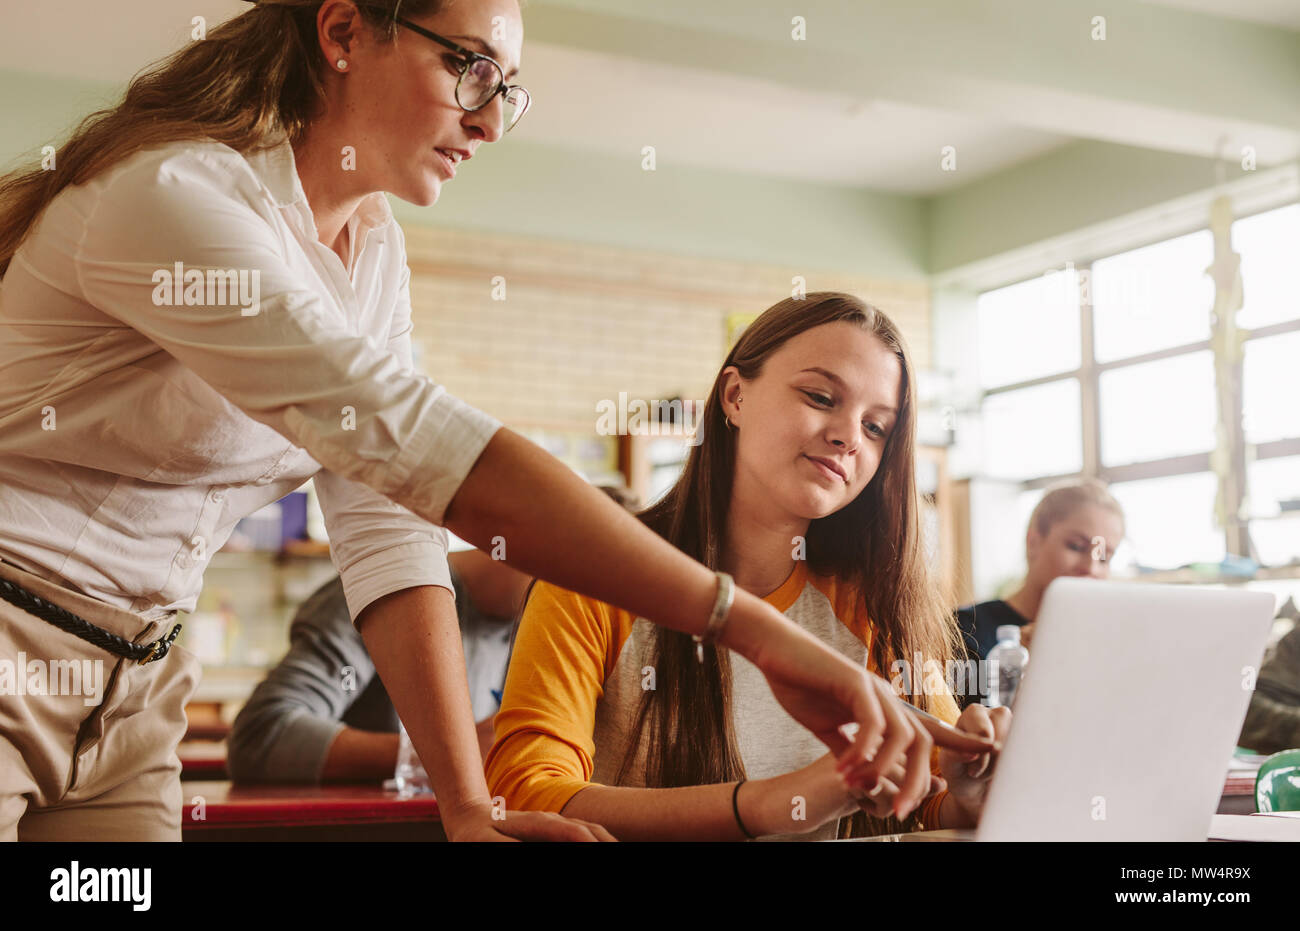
[227, 566, 513, 783]
[1239, 620, 1300, 754]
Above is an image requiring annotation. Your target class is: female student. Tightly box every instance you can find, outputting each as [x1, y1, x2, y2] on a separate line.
[486, 293, 1011, 840]
[0, 0, 991, 842]
[956, 478, 1126, 699]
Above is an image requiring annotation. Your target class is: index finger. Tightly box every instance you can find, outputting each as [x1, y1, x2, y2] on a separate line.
[840, 677, 914, 790]
[955, 704, 998, 776]
[908, 704, 1001, 754]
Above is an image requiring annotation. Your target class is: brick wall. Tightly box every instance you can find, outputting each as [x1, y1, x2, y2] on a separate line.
[403, 224, 932, 431]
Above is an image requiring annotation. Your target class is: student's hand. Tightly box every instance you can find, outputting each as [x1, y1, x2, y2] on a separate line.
[937, 704, 1012, 828]
[747, 753, 947, 836]
[1019, 623, 1036, 650]
[444, 805, 618, 842]
[846, 762, 948, 821]
[745, 753, 866, 836]
[737, 609, 997, 816]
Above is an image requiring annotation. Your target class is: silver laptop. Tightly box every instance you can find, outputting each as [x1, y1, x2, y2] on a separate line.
[848, 578, 1276, 842]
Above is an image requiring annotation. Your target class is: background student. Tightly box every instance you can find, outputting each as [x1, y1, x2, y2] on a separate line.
[228, 546, 523, 783]
[1239, 612, 1300, 754]
[955, 479, 1125, 707]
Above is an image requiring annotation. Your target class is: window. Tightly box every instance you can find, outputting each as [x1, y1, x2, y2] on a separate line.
[1243, 331, 1300, 445]
[1099, 351, 1216, 466]
[1245, 456, 1300, 568]
[976, 270, 1080, 389]
[1107, 472, 1225, 570]
[982, 380, 1082, 481]
[1233, 203, 1300, 330]
[1092, 230, 1213, 363]
[973, 198, 1300, 579]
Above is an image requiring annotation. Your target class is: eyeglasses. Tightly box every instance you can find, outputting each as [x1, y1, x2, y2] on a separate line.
[393, 17, 530, 132]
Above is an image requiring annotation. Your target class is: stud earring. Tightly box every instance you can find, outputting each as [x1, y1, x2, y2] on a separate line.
[726, 397, 742, 431]
[336, 59, 349, 71]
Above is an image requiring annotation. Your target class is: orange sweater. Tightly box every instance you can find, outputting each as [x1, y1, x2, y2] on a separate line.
[485, 560, 960, 839]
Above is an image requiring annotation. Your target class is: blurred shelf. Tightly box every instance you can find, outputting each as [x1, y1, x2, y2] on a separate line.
[189, 665, 271, 703]
[212, 544, 332, 566]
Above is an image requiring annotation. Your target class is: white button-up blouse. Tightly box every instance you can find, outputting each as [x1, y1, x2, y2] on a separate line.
[0, 137, 503, 623]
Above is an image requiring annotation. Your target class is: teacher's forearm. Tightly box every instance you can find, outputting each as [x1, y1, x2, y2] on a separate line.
[357, 584, 489, 833]
[443, 428, 788, 666]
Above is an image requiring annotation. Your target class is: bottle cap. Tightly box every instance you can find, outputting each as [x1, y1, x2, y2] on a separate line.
[996, 624, 1022, 643]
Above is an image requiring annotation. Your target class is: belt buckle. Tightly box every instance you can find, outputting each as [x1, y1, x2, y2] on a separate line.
[137, 623, 182, 665]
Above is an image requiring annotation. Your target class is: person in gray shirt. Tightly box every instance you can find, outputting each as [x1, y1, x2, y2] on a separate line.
[1239, 599, 1300, 755]
[228, 548, 530, 784]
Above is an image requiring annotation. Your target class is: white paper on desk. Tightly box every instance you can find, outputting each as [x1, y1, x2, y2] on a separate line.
[1226, 751, 1270, 771]
[1209, 814, 1300, 842]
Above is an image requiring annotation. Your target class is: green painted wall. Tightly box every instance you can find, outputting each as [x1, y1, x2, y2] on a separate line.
[0, 68, 925, 279]
[0, 66, 1282, 282]
[924, 140, 1234, 274]
[0, 70, 122, 167]
[393, 137, 926, 277]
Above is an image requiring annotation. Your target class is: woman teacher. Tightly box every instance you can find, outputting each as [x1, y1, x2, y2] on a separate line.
[0, 0, 992, 841]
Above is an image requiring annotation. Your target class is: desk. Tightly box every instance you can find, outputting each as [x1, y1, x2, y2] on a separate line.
[178, 741, 228, 780]
[1218, 772, 1258, 815]
[843, 781, 1257, 841]
[181, 780, 444, 842]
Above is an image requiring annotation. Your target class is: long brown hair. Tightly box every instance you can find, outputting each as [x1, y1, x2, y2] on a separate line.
[0, 0, 441, 277]
[619, 291, 963, 835]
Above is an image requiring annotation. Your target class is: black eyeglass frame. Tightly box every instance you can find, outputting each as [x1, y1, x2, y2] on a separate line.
[236, 1, 530, 130]
[392, 16, 530, 131]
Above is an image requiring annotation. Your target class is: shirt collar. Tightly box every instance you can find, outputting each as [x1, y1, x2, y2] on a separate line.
[244, 135, 394, 238]
[766, 559, 809, 613]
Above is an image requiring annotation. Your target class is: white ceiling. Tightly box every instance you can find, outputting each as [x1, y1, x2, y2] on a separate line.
[508, 43, 1073, 192]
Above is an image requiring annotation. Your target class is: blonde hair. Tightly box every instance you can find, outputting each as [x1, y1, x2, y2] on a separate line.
[1028, 478, 1125, 539]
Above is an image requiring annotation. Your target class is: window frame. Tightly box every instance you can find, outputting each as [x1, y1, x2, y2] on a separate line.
[976, 201, 1300, 567]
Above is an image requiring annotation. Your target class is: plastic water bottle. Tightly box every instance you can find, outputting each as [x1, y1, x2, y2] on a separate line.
[986, 625, 1029, 709]
[394, 722, 434, 798]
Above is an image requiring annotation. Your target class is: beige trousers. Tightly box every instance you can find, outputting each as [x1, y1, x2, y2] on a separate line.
[0, 556, 201, 841]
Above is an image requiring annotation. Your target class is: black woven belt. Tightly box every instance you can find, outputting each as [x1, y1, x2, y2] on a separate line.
[0, 575, 181, 664]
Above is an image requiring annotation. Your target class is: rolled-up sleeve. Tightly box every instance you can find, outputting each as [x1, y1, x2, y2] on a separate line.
[313, 251, 480, 621]
[314, 468, 456, 622]
[72, 143, 502, 545]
